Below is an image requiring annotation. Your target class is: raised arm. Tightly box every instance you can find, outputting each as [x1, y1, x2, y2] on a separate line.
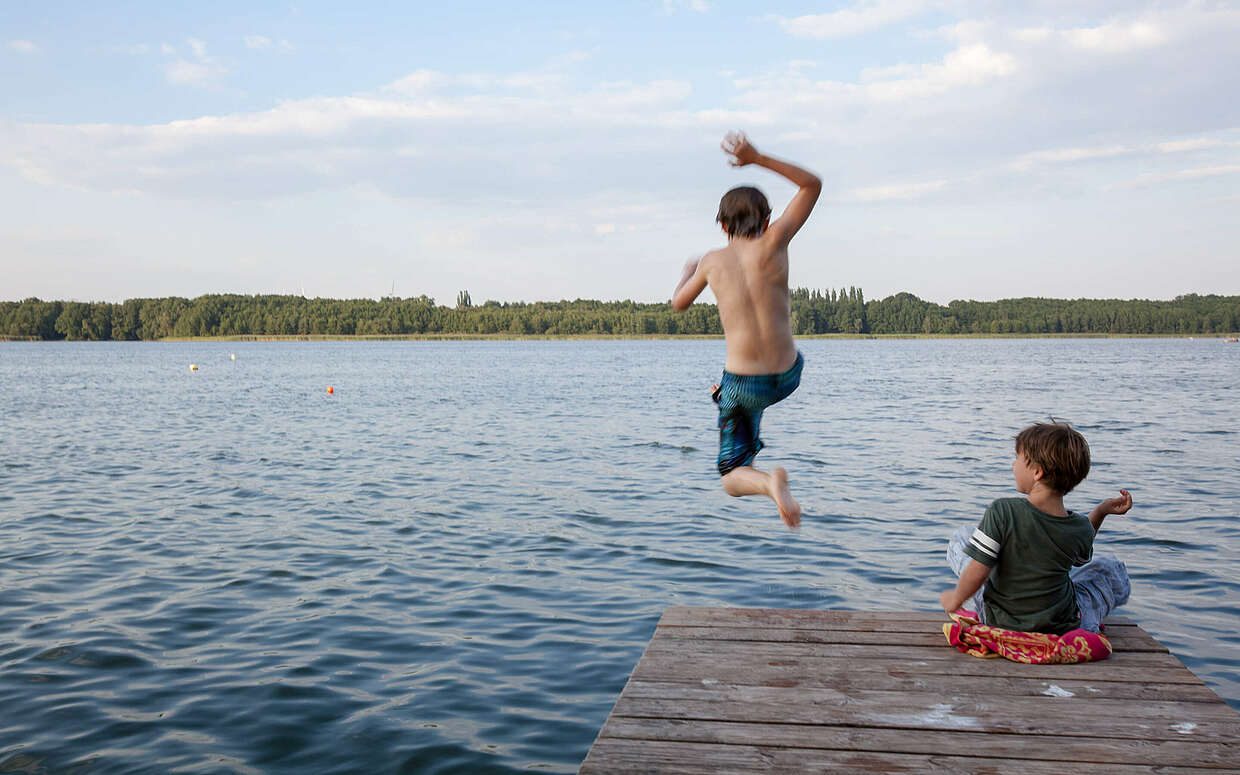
[1087, 489, 1132, 534]
[721, 131, 821, 246]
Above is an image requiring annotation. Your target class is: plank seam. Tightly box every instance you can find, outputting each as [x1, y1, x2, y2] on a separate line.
[603, 713, 1239, 744]
[622, 676, 1223, 699]
[591, 733, 1240, 770]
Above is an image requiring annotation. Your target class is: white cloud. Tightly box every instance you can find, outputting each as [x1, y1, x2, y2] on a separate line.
[5, 5, 1239, 224]
[0, 69, 717, 203]
[161, 42, 176, 55]
[587, 79, 692, 109]
[1064, 19, 1165, 52]
[662, 0, 709, 14]
[775, 0, 928, 39]
[385, 66, 573, 99]
[732, 2, 1240, 165]
[13, 159, 59, 187]
[165, 59, 215, 86]
[864, 43, 1017, 100]
[993, 129, 1240, 191]
[1009, 144, 1132, 171]
[859, 62, 920, 82]
[9, 40, 39, 54]
[244, 35, 293, 52]
[848, 179, 948, 202]
[385, 69, 442, 95]
[1132, 164, 1240, 185]
[730, 41, 1018, 112]
[419, 228, 474, 250]
[1010, 135, 1240, 172]
[1013, 27, 1052, 44]
[1009, 18, 1169, 54]
[163, 37, 226, 86]
[113, 43, 150, 55]
[1157, 138, 1233, 153]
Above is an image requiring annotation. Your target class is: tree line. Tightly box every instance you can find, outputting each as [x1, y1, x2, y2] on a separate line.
[1, 290, 1237, 340]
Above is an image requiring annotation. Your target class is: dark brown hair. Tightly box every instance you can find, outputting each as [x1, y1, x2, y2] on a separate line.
[1015, 422, 1091, 494]
[717, 186, 771, 238]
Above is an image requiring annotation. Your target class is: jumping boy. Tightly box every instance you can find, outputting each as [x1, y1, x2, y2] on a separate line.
[942, 422, 1133, 634]
[672, 132, 821, 529]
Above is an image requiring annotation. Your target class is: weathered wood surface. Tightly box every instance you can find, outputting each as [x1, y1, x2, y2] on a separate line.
[580, 607, 1240, 774]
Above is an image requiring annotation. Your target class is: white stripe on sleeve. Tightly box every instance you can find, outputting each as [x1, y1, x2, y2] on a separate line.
[968, 528, 999, 559]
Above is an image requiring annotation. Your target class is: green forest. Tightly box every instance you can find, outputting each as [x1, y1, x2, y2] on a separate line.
[2, 289, 1238, 340]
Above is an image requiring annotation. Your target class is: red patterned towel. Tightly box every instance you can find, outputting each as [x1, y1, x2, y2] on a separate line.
[942, 610, 1112, 663]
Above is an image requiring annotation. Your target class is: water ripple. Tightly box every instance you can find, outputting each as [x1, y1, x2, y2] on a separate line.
[0, 338, 1237, 773]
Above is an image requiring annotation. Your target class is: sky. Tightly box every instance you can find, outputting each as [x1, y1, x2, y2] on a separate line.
[2, 0, 1238, 306]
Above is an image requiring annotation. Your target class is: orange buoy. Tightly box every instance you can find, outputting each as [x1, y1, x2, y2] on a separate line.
[326, 385, 334, 394]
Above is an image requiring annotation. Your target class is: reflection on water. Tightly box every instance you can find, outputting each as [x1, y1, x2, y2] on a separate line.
[0, 338, 1237, 772]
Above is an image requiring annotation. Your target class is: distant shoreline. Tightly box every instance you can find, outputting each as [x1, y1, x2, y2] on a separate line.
[5, 333, 1235, 342]
[169, 333, 1235, 341]
[7, 292, 1236, 340]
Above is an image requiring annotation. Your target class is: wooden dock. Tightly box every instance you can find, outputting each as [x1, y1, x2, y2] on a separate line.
[580, 607, 1240, 773]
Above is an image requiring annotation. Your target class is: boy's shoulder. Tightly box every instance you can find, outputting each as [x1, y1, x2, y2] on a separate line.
[985, 496, 1029, 514]
[697, 243, 742, 282]
[985, 496, 1092, 533]
[983, 497, 1075, 525]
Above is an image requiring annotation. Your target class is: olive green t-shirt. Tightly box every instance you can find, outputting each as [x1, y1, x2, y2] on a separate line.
[962, 497, 1095, 635]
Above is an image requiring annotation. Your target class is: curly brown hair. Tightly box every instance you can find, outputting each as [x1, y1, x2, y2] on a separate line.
[1015, 422, 1091, 494]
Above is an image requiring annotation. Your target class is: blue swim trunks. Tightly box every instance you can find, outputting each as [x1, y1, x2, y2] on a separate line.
[714, 352, 803, 476]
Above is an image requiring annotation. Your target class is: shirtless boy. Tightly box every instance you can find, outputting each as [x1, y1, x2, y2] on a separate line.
[672, 132, 822, 529]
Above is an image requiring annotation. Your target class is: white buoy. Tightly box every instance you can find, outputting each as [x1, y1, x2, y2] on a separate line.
[230, 353, 236, 361]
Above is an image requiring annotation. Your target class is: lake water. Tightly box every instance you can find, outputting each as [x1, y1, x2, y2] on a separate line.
[1, 338, 1237, 773]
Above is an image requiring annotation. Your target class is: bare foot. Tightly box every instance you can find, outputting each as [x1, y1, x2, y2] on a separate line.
[770, 467, 801, 529]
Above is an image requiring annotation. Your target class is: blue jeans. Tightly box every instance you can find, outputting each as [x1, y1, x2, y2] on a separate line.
[946, 524, 1131, 632]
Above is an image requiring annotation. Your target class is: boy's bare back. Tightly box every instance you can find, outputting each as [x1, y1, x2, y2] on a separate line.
[698, 229, 797, 375]
[673, 133, 821, 374]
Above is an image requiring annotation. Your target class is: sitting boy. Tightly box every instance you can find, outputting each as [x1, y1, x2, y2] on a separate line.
[941, 422, 1133, 634]
[671, 132, 821, 529]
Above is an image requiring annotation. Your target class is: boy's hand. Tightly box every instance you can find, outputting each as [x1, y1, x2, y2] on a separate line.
[1088, 489, 1131, 533]
[943, 559, 989, 615]
[721, 132, 821, 244]
[1099, 489, 1133, 516]
[721, 131, 760, 167]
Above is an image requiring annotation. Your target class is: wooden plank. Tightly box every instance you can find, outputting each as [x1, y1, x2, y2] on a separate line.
[657, 607, 1165, 652]
[598, 717, 1240, 770]
[642, 638, 1193, 674]
[579, 738, 1227, 775]
[656, 625, 1167, 652]
[645, 633, 1182, 663]
[660, 606, 1136, 629]
[612, 681, 1240, 743]
[629, 652, 1223, 703]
